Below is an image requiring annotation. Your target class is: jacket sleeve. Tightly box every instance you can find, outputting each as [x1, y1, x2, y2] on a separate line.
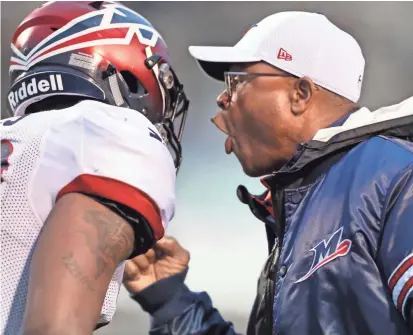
[131, 269, 240, 335]
[378, 163, 413, 330]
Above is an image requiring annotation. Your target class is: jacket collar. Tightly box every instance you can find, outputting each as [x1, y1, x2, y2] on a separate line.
[263, 96, 413, 186]
[238, 96, 413, 230]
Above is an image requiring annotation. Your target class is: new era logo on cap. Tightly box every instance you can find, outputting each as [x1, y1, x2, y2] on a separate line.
[277, 48, 292, 61]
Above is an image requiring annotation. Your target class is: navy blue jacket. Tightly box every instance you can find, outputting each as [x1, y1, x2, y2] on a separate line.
[131, 97, 413, 335]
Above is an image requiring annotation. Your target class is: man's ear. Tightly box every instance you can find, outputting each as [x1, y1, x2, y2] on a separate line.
[291, 76, 316, 115]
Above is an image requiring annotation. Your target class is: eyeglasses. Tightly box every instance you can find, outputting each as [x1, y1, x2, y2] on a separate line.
[224, 71, 294, 100]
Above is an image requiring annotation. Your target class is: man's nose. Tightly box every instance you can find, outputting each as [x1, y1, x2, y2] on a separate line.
[211, 90, 231, 134]
[216, 90, 230, 110]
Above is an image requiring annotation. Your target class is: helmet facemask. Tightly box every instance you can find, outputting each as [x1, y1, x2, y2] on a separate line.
[143, 53, 190, 173]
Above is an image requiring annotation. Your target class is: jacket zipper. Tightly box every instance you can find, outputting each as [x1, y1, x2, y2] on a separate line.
[261, 238, 279, 333]
[263, 186, 285, 333]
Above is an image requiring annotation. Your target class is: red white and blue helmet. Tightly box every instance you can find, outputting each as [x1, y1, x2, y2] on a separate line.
[7, 1, 189, 170]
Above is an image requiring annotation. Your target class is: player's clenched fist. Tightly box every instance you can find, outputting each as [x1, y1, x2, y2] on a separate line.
[123, 236, 190, 293]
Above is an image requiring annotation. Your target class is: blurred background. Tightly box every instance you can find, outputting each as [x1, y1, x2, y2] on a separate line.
[2, 1, 413, 334]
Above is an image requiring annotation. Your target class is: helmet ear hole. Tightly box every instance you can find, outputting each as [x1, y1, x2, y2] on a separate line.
[120, 70, 147, 95]
[89, 1, 104, 10]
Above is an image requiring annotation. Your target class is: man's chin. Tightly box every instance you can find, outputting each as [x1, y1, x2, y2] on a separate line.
[243, 169, 265, 178]
[233, 150, 277, 177]
[239, 158, 283, 178]
[240, 162, 268, 178]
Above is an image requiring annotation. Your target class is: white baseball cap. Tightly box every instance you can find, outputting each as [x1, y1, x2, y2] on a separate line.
[188, 11, 365, 102]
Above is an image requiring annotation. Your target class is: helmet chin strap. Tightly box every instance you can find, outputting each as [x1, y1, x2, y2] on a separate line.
[107, 73, 125, 107]
[102, 63, 126, 107]
[155, 123, 169, 145]
[144, 46, 171, 145]
[145, 46, 166, 116]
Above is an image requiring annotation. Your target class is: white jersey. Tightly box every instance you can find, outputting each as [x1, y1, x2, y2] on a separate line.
[0, 100, 176, 333]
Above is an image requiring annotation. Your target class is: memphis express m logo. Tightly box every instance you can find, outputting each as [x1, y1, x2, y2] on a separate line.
[8, 74, 64, 111]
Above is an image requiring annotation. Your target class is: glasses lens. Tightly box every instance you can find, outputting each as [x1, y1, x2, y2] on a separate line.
[224, 72, 232, 99]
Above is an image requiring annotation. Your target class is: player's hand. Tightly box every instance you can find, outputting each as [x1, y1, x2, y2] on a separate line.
[123, 236, 190, 293]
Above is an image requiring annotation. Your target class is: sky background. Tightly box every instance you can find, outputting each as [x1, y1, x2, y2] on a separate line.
[2, 1, 413, 334]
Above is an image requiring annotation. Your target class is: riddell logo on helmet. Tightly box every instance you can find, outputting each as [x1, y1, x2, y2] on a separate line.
[8, 74, 64, 111]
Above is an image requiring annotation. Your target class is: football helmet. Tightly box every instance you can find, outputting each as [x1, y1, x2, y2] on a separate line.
[7, 1, 189, 170]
